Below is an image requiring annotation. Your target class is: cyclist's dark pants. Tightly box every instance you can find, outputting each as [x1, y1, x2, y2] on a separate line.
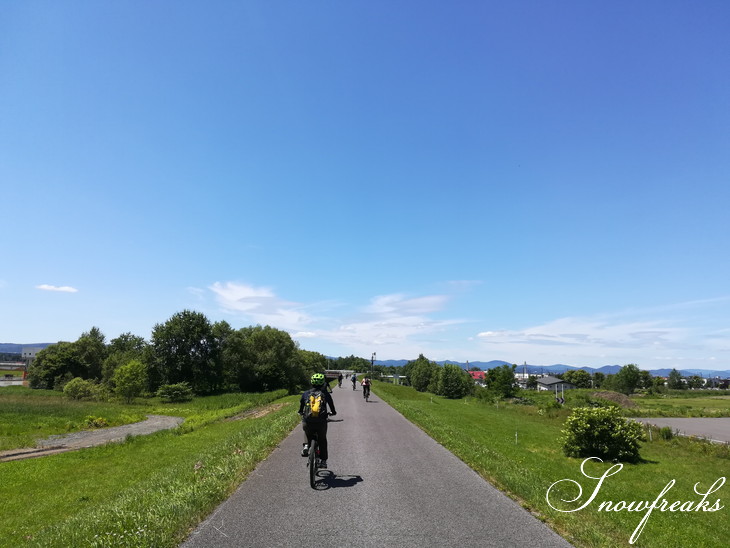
[363, 385, 370, 399]
[303, 420, 328, 460]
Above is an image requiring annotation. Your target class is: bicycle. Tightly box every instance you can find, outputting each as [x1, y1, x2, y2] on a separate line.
[307, 434, 322, 489]
[362, 384, 370, 402]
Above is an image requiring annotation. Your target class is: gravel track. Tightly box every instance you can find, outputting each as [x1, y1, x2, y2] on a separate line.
[0, 414, 184, 462]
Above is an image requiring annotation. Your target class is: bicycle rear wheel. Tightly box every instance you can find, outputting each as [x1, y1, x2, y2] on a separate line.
[308, 438, 318, 488]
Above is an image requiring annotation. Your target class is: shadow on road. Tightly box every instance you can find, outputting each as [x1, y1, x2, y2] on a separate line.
[313, 471, 363, 490]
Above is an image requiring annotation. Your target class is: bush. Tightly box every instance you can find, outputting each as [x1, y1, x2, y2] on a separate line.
[561, 406, 645, 462]
[83, 416, 109, 428]
[63, 377, 96, 400]
[156, 382, 194, 403]
[113, 359, 148, 403]
[660, 426, 674, 440]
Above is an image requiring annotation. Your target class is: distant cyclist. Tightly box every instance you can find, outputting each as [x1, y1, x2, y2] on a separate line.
[338, 372, 343, 388]
[351, 373, 357, 390]
[361, 376, 371, 400]
[298, 373, 336, 468]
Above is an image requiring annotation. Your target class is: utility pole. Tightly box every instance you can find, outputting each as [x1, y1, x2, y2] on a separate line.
[371, 352, 376, 377]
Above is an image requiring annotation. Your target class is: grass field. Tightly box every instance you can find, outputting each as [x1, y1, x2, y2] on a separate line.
[0, 387, 298, 547]
[376, 383, 729, 548]
[629, 393, 730, 417]
[1, 385, 728, 547]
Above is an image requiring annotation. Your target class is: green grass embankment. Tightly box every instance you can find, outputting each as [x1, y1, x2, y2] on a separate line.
[0, 388, 299, 547]
[375, 383, 728, 548]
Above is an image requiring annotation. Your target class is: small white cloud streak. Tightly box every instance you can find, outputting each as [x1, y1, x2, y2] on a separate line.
[209, 281, 314, 331]
[36, 284, 78, 293]
[475, 299, 730, 368]
[209, 283, 464, 358]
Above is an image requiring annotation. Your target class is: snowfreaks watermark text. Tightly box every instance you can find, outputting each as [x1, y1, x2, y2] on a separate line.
[545, 457, 725, 544]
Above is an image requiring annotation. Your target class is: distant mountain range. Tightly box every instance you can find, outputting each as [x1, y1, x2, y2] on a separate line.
[4, 343, 728, 378]
[369, 359, 730, 379]
[0, 343, 53, 353]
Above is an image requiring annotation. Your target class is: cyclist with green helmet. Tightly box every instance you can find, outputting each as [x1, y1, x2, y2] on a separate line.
[298, 373, 337, 468]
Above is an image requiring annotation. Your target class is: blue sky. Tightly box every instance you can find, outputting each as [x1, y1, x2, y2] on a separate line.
[1, 2, 728, 370]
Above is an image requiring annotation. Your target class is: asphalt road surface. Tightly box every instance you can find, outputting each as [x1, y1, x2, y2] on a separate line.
[183, 385, 572, 548]
[633, 418, 730, 443]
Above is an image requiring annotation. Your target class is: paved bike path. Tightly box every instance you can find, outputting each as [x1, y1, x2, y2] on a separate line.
[182, 385, 572, 547]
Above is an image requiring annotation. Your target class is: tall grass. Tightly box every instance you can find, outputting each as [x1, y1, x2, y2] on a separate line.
[376, 383, 729, 548]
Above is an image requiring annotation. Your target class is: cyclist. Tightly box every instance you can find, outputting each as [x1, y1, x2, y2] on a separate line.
[337, 372, 343, 388]
[351, 373, 357, 390]
[361, 375, 371, 400]
[298, 373, 336, 468]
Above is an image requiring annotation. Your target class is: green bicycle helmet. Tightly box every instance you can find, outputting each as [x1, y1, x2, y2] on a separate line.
[311, 373, 326, 386]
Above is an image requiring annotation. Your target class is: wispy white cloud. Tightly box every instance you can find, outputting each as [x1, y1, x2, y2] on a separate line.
[186, 286, 206, 300]
[36, 284, 78, 293]
[478, 317, 683, 350]
[209, 281, 314, 330]
[364, 293, 450, 316]
[209, 282, 467, 358]
[314, 292, 464, 357]
[474, 298, 730, 368]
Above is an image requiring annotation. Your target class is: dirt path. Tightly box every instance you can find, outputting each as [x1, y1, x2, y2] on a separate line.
[0, 414, 184, 462]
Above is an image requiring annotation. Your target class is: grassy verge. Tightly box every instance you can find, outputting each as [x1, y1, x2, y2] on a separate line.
[0, 387, 287, 451]
[0, 390, 299, 547]
[628, 393, 730, 418]
[375, 383, 729, 548]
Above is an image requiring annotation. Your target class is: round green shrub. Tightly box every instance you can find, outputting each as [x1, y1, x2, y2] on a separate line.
[156, 382, 194, 403]
[561, 406, 645, 462]
[62, 377, 96, 400]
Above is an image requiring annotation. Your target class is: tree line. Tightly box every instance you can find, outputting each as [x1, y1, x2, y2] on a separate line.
[27, 310, 332, 398]
[556, 365, 721, 394]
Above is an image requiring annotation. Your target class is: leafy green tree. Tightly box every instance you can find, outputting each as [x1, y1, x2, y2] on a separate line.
[407, 354, 439, 392]
[435, 363, 474, 398]
[27, 342, 85, 389]
[687, 375, 704, 389]
[297, 349, 329, 384]
[614, 364, 641, 395]
[113, 359, 148, 403]
[563, 369, 592, 388]
[221, 325, 300, 393]
[150, 310, 220, 394]
[526, 375, 538, 390]
[330, 355, 371, 372]
[75, 327, 108, 380]
[638, 370, 654, 390]
[102, 332, 148, 384]
[485, 364, 517, 398]
[221, 328, 256, 392]
[592, 372, 605, 388]
[246, 325, 300, 392]
[667, 369, 685, 390]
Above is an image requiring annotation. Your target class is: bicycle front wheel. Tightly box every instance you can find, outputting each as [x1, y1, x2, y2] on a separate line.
[308, 439, 318, 489]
